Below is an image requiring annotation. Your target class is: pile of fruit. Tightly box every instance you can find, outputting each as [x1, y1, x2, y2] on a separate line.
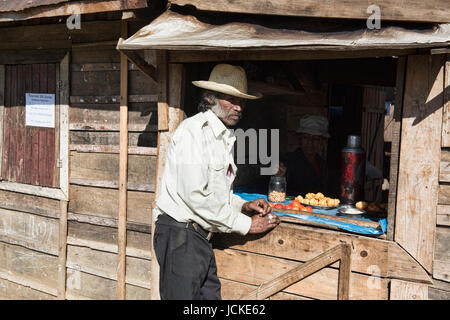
[296, 192, 340, 207]
[268, 198, 313, 213]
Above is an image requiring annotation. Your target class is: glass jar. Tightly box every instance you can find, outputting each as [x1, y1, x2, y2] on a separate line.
[268, 176, 286, 202]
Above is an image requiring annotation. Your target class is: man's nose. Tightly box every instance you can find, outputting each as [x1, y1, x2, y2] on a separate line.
[233, 103, 244, 112]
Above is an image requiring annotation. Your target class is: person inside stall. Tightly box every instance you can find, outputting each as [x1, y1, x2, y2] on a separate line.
[275, 114, 331, 196]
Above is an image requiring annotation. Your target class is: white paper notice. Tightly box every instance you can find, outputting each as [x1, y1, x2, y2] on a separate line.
[25, 93, 55, 128]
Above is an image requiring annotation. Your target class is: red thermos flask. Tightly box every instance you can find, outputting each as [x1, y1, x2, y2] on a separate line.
[340, 135, 366, 205]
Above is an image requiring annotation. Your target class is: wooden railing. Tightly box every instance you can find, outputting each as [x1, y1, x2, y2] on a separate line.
[240, 243, 352, 300]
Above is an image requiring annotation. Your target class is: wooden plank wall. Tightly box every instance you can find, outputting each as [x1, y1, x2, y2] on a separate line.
[67, 19, 157, 299]
[0, 16, 157, 299]
[433, 56, 450, 299]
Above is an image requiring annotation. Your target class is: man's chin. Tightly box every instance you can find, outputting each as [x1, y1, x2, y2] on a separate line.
[225, 119, 240, 127]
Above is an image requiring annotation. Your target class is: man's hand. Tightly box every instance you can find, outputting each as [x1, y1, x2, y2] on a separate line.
[242, 198, 271, 216]
[248, 213, 280, 234]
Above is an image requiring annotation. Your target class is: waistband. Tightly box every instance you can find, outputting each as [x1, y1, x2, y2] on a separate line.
[156, 213, 213, 242]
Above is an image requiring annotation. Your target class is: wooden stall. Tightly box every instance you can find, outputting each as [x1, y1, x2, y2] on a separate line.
[118, 2, 450, 300]
[0, 0, 448, 301]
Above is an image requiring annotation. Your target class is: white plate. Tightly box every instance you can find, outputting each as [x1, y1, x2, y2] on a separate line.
[338, 206, 365, 215]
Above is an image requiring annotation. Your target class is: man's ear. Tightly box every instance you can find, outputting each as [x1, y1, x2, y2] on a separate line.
[205, 95, 214, 105]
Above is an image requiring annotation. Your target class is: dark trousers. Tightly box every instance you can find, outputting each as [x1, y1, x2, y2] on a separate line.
[153, 216, 221, 300]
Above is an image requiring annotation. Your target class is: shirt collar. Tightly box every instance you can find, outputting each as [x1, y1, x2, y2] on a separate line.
[204, 109, 228, 139]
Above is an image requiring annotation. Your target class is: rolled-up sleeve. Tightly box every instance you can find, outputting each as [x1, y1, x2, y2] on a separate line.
[174, 129, 251, 235]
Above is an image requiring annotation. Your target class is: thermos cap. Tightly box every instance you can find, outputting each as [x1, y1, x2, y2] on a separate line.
[347, 135, 361, 148]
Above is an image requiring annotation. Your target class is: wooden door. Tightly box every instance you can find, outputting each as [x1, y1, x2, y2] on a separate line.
[2, 63, 59, 188]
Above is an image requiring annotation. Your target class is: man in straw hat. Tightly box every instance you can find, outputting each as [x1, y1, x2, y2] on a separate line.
[275, 114, 331, 196]
[153, 64, 280, 300]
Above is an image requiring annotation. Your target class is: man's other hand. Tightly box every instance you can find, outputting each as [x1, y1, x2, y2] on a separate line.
[248, 213, 280, 234]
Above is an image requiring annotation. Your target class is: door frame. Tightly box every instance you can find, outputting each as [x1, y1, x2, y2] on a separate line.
[0, 52, 69, 200]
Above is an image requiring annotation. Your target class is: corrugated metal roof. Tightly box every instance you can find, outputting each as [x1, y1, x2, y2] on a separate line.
[118, 10, 450, 51]
[0, 0, 70, 12]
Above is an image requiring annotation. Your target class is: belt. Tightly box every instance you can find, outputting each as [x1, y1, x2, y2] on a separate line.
[157, 214, 213, 242]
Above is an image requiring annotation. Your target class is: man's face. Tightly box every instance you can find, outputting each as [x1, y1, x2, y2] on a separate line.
[211, 93, 246, 127]
[299, 133, 326, 157]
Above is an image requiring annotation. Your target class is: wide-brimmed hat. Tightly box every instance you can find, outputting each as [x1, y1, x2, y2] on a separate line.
[296, 114, 330, 138]
[192, 64, 262, 100]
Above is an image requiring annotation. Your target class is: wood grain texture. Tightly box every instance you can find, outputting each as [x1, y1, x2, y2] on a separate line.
[395, 54, 445, 273]
[151, 61, 187, 299]
[433, 226, 450, 282]
[69, 151, 156, 188]
[441, 60, 450, 147]
[390, 279, 428, 300]
[213, 222, 431, 284]
[0, 241, 58, 295]
[117, 20, 129, 300]
[68, 185, 154, 226]
[387, 56, 406, 240]
[67, 221, 151, 260]
[239, 244, 351, 300]
[65, 268, 151, 300]
[215, 248, 388, 300]
[0, 208, 59, 255]
[169, 0, 449, 22]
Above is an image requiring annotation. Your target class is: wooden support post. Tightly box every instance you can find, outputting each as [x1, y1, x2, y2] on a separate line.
[57, 200, 68, 300]
[121, 49, 158, 85]
[337, 243, 352, 300]
[441, 57, 450, 147]
[387, 56, 406, 241]
[240, 243, 352, 300]
[117, 20, 129, 300]
[151, 55, 186, 300]
[0, 64, 4, 180]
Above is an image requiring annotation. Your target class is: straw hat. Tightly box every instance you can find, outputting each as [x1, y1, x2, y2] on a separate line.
[192, 64, 262, 100]
[296, 115, 330, 138]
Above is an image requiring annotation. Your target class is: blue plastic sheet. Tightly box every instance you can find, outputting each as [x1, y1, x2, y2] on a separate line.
[234, 191, 387, 236]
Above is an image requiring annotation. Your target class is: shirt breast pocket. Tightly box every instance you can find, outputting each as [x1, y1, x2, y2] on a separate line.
[207, 163, 228, 197]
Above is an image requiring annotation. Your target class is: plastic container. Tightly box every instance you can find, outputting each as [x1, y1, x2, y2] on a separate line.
[340, 135, 366, 205]
[268, 176, 287, 202]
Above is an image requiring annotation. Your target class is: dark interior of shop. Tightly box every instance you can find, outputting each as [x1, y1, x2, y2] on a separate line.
[183, 58, 397, 205]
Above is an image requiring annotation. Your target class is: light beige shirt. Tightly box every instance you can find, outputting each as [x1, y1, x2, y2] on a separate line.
[154, 109, 252, 235]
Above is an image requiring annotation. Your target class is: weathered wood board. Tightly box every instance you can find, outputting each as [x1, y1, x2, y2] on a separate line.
[220, 278, 311, 300]
[213, 222, 431, 284]
[68, 185, 153, 225]
[65, 268, 151, 300]
[69, 151, 156, 188]
[69, 102, 157, 132]
[169, 0, 449, 22]
[67, 221, 151, 260]
[433, 226, 450, 282]
[395, 54, 445, 273]
[0, 277, 56, 300]
[0, 241, 58, 296]
[215, 248, 388, 300]
[440, 60, 449, 147]
[390, 279, 428, 300]
[66, 245, 151, 289]
[0, 208, 59, 255]
[0, 189, 61, 219]
[70, 131, 157, 148]
[71, 70, 157, 96]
